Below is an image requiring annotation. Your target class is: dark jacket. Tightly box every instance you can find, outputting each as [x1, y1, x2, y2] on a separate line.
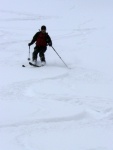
[30, 31, 52, 47]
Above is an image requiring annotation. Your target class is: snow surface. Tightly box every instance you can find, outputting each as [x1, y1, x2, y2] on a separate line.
[0, 0, 113, 150]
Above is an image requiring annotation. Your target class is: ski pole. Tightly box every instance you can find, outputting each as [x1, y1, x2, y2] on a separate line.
[28, 46, 30, 61]
[51, 46, 69, 68]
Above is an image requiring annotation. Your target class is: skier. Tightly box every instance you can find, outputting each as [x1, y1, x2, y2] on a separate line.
[28, 25, 52, 65]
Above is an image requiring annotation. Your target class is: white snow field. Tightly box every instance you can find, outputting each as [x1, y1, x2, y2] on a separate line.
[0, 0, 113, 150]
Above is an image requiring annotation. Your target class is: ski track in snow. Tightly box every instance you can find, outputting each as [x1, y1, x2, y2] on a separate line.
[0, 68, 113, 129]
[0, 9, 97, 49]
[0, 9, 57, 21]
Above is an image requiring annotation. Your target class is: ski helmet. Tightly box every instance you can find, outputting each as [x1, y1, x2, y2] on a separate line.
[41, 25, 46, 30]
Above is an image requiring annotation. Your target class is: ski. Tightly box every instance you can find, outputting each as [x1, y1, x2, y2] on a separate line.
[22, 62, 46, 67]
[29, 62, 41, 67]
[29, 62, 45, 67]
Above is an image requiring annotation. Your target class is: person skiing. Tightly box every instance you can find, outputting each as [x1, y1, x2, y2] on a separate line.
[28, 25, 52, 65]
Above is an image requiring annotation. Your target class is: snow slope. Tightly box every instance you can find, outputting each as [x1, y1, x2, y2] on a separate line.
[0, 0, 113, 150]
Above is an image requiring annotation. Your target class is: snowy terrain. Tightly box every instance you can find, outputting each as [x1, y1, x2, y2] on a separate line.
[0, 0, 113, 150]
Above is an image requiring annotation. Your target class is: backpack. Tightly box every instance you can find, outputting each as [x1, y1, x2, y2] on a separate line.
[36, 32, 47, 47]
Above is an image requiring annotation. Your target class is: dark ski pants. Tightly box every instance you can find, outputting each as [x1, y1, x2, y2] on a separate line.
[32, 46, 47, 62]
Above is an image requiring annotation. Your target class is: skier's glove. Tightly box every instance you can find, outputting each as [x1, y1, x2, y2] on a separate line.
[48, 43, 52, 47]
[28, 43, 31, 47]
